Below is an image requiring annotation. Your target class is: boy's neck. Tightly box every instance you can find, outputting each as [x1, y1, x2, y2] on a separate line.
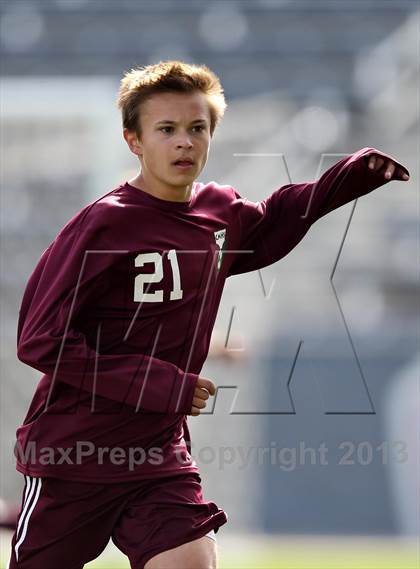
[128, 173, 194, 203]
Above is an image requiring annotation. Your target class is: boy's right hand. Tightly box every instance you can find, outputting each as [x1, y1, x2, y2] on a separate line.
[191, 377, 216, 416]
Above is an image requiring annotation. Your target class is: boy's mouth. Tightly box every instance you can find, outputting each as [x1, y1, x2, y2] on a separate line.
[173, 158, 195, 169]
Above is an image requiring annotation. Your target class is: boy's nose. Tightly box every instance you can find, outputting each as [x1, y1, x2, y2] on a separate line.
[176, 137, 193, 149]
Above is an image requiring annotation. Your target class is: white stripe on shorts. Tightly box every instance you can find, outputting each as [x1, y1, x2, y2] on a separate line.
[14, 477, 42, 562]
[16, 476, 35, 540]
[204, 529, 216, 542]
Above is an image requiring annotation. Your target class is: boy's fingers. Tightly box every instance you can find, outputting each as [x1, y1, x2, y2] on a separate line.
[192, 397, 206, 409]
[367, 155, 409, 181]
[384, 162, 395, 179]
[195, 389, 209, 400]
[197, 377, 216, 395]
[206, 382, 216, 396]
[190, 378, 217, 415]
[396, 167, 410, 180]
[375, 157, 385, 171]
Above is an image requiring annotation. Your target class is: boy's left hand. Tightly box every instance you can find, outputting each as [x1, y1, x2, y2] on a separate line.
[367, 153, 410, 181]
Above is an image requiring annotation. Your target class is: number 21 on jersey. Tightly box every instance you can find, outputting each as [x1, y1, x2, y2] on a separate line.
[133, 249, 183, 302]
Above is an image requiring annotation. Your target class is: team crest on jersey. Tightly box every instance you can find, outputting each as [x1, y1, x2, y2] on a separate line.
[214, 228, 227, 270]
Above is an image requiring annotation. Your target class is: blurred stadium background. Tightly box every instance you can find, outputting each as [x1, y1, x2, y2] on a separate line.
[0, 0, 419, 567]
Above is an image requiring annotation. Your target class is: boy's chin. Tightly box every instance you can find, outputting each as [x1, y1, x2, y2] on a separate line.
[166, 177, 196, 191]
[169, 172, 198, 184]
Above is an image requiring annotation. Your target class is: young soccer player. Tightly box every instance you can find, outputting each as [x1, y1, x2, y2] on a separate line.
[9, 60, 409, 569]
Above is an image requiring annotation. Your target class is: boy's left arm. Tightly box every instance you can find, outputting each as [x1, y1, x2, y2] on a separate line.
[227, 147, 410, 276]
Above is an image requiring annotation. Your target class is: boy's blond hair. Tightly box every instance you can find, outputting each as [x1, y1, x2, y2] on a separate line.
[117, 60, 227, 136]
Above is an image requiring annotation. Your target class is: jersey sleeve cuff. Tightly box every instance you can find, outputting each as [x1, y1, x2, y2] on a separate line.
[168, 371, 199, 415]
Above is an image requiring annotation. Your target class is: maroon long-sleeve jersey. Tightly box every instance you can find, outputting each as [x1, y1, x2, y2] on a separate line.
[14, 147, 408, 482]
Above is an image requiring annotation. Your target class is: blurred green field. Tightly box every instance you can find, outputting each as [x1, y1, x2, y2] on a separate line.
[1, 532, 419, 568]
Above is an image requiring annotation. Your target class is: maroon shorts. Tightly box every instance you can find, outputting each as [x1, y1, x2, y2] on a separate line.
[8, 472, 227, 569]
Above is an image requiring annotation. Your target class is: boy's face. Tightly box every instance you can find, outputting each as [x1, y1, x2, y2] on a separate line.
[125, 90, 212, 197]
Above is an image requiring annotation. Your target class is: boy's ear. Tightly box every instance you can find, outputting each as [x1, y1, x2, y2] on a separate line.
[123, 128, 142, 156]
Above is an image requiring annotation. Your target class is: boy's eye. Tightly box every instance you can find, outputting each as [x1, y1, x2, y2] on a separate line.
[158, 125, 206, 134]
